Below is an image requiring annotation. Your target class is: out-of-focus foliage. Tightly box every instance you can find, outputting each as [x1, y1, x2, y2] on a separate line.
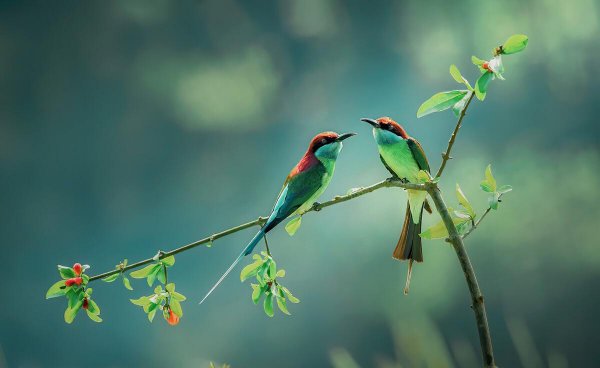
[1, 0, 599, 367]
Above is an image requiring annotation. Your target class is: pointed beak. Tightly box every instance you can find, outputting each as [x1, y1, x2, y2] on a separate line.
[361, 118, 380, 128]
[336, 132, 357, 142]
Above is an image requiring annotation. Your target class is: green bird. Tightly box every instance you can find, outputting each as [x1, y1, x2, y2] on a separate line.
[199, 131, 356, 304]
[361, 117, 432, 294]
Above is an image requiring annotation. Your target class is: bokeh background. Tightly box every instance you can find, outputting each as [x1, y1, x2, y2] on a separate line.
[1, 0, 599, 367]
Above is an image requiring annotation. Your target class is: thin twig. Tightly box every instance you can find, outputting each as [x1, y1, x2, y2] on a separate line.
[463, 208, 492, 240]
[435, 91, 475, 178]
[89, 178, 425, 281]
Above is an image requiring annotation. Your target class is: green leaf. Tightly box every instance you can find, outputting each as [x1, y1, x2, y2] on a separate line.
[475, 72, 493, 101]
[165, 283, 175, 292]
[88, 299, 100, 315]
[130, 296, 150, 306]
[276, 296, 291, 315]
[251, 284, 263, 304]
[58, 265, 75, 279]
[452, 92, 471, 117]
[420, 217, 469, 240]
[68, 288, 84, 309]
[122, 276, 133, 290]
[64, 299, 83, 324]
[276, 269, 286, 278]
[417, 90, 468, 118]
[46, 280, 67, 299]
[101, 273, 120, 283]
[449, 64, 472, 90]
[147, 308, 157, 322]
[489, 192, 500, 210]
[170, 299, 183, 317]
[267, 260, 277, 279]
[472, 55, 485, 66]
[161, 255, 175, 267]
[130, 264, 158, 279]
[285, 216, 302, 236]
[86, 309, 102, 323]
[156, 266, 166, 284]
[498, 185, 513, 194]
[456, 184, 475, 218]
[146, 265, 161, 287]
[240, 261, 262, 282]
[80, 274, 89, 284]
[502, 34, 528, 54]
[483, 164, 497, 192]
[263, 294, 274, 317]
[281, 286, 300, 303]
[171, 291, 187, 302]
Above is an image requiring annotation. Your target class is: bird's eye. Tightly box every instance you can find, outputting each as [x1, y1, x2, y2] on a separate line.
[321, 138, 328, 145]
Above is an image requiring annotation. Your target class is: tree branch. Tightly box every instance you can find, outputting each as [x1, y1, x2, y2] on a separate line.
[89, 178, 425, 282]
[435, 91, 475, 178]
[426, 184, 496, 368]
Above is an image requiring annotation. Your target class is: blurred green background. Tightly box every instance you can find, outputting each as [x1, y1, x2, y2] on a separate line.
[1, 0, 599, 367]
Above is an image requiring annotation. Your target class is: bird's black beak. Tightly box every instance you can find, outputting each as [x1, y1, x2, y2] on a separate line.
[336, 132, 357, 142]
[361, 118, 379, 128]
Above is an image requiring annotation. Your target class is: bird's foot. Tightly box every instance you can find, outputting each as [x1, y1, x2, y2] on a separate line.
[312, 202, 322, 211]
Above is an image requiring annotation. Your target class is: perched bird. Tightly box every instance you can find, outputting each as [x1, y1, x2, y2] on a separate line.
[361, 117, 431, 294]
[199, 131, 356, 304]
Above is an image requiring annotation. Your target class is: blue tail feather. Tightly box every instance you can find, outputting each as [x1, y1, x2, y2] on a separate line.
[199, 228, 266, 304]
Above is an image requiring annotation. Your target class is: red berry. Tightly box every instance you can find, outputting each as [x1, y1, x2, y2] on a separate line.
[166, 310, 180, 326]
[82, 298, 89, 310]
[73, 263, 82, 276]
[65, 278, 76, 286]
[482, 62, 490, 70]
[73, 277, 83, 285]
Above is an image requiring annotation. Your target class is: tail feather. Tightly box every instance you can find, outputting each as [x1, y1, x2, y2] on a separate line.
[199, 228, 266, 304]
[392, 202, 424, 262]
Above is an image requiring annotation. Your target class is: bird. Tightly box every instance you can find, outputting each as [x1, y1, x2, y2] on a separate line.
[361, 117, 431, 294]
[199, 131, 356, 304]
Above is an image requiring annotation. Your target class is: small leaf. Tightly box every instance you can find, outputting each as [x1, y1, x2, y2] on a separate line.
[146, 265, 161, 287]
[263, 294, 274, 317]
[156, 266, 166, 284]
[240, 261, 262, 282]
[165, 283, 175, 292]
[130, 296, 150, 306]
[456, 184, 475, 218]
[170, 299, 183, 317]
[420, 217, 469, 240]
[161, 255, 175, 267]
[46, 280, 67, 299]
[64, 299, 83, 324]
[475, 72, 493, 101]
[86, 309, 102, 323]
[88, 299, 100, 315]
[101, 273, 120, 283]
[484, 164, 497, 192]
[268, 260, 277, 279]
[281, 286, 300, 303]
[502, 34, 528, 54]
[452, 92, 471, 117]
[58, 266, 75, 279]
[285, 216, 302, 236]
[417, 90, 468, 118]
[122, 276, 133, 290]
[276, 296, 291, 315]
[449, 64, 472, 90]
[489, 192, 500, 210]
[498, 185, 513, 194]
[147, 308, 157, 322]
[276, 269, 286, 278]
[472, 55, 485, 66]
[171, 291, 186, 301]
[68, 288, 84, 309]
[130, 264, 158, 279]
[251, 284, 264, 304]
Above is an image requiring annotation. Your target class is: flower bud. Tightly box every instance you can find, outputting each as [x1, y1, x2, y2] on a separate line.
[166, 310, 180, 326]
[73, 263, 82, 276]
[82, 298, 89, 310]
[74, 277, 83, 285]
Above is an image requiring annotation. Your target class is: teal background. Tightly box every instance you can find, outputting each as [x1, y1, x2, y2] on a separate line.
[1, 0, 599, 367]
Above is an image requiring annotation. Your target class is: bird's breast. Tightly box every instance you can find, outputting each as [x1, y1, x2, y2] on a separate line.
[378, 140, 420, 182]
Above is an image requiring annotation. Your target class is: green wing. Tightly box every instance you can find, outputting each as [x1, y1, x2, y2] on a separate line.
[266, 164, 326, 231]
[407, 138, 430, 172]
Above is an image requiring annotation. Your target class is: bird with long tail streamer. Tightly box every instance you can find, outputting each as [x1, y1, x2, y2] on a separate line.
[361, 117, 432, 295]
[199, 131, 356, 304]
